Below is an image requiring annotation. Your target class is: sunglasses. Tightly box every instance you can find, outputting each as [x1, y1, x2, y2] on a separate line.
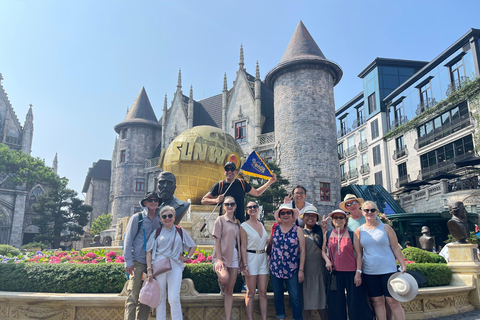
[161, 214, 173, 219]
[345, 200, 358, 207]
[247, 205, 259, 210]
[363, 208, 377, 213]
[279, 210, 293, 216]
[225, 167, 236, 172]
[147, 198, 159, 203]
[224, 202, 236, 207]
[333, 216, 345, 220]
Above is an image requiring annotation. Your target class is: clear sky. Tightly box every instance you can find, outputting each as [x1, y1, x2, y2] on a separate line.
[1, 0, 479, 196]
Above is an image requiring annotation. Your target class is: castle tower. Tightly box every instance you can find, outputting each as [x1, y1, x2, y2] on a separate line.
[52, 153, 58, 174]
[21, 104, 34, 155]
[112, 87, 161, 225]
[265, 21, 343, 212]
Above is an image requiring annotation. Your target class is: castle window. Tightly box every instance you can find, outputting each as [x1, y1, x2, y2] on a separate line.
[368, 93, 376, 114]
[136, 178, 145, 192]
[120, 150, 126, 163]
[235, 121, 246, 143]
[121, 129, 128, 139]
[320, 183, 330, 201]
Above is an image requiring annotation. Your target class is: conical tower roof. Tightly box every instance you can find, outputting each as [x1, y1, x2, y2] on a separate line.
[266, 21, 342, 87]
[280, 20, 326, 62]
[114, 87, 161, 133]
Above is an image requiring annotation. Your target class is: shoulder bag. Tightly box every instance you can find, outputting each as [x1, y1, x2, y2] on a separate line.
[152, 229, 177, 276]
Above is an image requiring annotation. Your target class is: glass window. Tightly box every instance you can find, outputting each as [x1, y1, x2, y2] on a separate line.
[425, 121, 433, 135]
[349, 158, 357, 171]
[373, 145, 381, 166]
[363, 178, 369, 185]
[338, 143, 344, 158]
[450, 58, 466, 85]
[371, 119, 379, 139]
[418, 126, 426, 138]
[120, 150, 126, 163]
[347, 136, 355, 149]
[396, 136, 405, 151]
[357, 105, 365, 124]
[445, 143, 454, 160]
[434, 116, 442, 130]
[437, 148, 445, 163]
[459, 102, 469, 117]
[455, 139, 465, 156]
[398, 162, 407, 178]
[340, 164, 345, 176]
[374, 171, 383, 186]
[121, 129, 128, 139]
[441, 112, 450, 126]
[235, 121, 246, 143]
[360, 129, 366, 142]
[420, 81, 432, 105]
[136, 178, 145, 192]
[320, 183, 330, 202]
[451, 107, 460, 121]
[368, 93, 376, 114]
[362, 153, 368, 166]
[464, 135, 474, 152]
[421, 154, 429, 169]
[428, 151, 437, 166]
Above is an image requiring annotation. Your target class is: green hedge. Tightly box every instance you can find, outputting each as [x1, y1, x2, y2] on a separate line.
[402, 247, 434, 263]
[0, 244, 21, 256]
[406, 263, 452, 287]
[183, 263, 243, 293]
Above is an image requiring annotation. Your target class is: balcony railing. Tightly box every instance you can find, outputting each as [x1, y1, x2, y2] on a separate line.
[417, 113, 472, 149]
[348, 169, 359, 180]
[420, 161, 456, 180]
[360, 164, 370, 175]
[393, 146, 408, 160]
[446, 76, 470, 96]
[351, 117, 365, 129]
[390, 116, 408, 129]
[395, 174, 410, 188]
[415, 97, 437, 115]
[145, 157, 161, 169]
[337, 127, 352, 139]
[258, 132, 275, 145]
[345, 146, 357, 157]
[359, 139, 368, 151]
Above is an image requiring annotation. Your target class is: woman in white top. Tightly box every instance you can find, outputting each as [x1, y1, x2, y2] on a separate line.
[356, 201, 407, 320]
[146, 206, 196, 320]
[240, 201, 269, 320]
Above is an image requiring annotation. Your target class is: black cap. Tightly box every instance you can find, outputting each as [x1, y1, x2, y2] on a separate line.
[141, 191, 160, 207]
[224, 162, 236, 170]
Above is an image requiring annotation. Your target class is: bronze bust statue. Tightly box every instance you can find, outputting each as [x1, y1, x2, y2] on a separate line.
[157, 171, 190, 225]
[419, 226, 435, 251]
[447, 201, 470, 244]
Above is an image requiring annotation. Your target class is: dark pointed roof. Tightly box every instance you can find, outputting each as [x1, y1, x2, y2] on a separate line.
[82, 160, 111, 193]
[280, 20, 326, 62]
[114, 87, 161, 133]
[266, 21, 343, 87]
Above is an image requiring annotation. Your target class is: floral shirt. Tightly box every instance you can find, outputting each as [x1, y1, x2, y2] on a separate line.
[269, 224, 299, 279]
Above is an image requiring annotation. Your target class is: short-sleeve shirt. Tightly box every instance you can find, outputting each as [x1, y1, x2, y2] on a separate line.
[209, 179, 252, 223]
[212, 215, 241, 268]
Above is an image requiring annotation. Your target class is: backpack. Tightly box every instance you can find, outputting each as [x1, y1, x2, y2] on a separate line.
[122, 212, 145, 250]
[326, 229, 355, 251]
[218, 179, 247, 194]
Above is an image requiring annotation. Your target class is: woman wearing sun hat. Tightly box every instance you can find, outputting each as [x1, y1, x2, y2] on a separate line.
[356, 201, 407, 320]
[340, 194, 380, 232]
[322, 209, 374, 320]
[300, 205, 327, 320]
[269, 203, 305, 320]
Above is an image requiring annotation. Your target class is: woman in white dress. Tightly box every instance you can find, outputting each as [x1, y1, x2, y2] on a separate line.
[240, 201, 269, 320]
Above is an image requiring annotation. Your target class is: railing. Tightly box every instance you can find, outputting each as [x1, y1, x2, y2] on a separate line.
[337, 127, 352, 139]
[258, 132, 275, 145]
[391, 116, 408, 129]
[393, 146, 408, 160]
[351, 117, 365, 129]
[144, 157, 161, 169]
[359, 139, 368, 151]
[348, 169, 359, 180]
[417, 113, 472, 149]
[345, 146, 357, 157]
[359, 164, 370, 175]
[395, 174, 410, 188]
[415, 97, 437, 115]
[446, 76, 470, 96]
[420, 161, 456, 180]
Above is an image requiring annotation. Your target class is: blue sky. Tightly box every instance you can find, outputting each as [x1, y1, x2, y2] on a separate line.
[2, 0, 479, 196]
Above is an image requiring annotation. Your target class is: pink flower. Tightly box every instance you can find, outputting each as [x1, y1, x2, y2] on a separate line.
[116, 256, 125, 263]
[206, 256, 212, 261]
[106, 258, 112, 263]
[85, 252, 96, 259]
[106, 251, 117, 257]
[91, 260, 98, 264]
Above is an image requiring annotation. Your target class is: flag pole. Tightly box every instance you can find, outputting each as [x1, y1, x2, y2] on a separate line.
[199, 170, 241, 233]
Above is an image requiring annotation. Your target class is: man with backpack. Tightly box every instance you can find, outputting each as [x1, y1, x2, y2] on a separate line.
[124, 191, 161, 320]
[201, 161, 277, 223]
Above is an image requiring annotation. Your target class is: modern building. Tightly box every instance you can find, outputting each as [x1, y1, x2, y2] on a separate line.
[336, 28, 480, 214]
[84, 21, 343, 227]
[0, 74, 57, 247]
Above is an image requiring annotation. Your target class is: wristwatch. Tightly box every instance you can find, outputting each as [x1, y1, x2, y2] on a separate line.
[356, 269, 362, 274]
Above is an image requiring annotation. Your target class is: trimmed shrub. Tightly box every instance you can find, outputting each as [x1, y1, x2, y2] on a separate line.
[21, 242, 48, 251]
[406, 263, 452, 287]
[429, 253, 447, 264]
[402, 247, 434, 263]
[0, 244, 21, 256]
[182, 263, 243, 293]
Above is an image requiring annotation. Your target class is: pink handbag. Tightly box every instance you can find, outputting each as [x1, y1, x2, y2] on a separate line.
[152, 229, 177, 277]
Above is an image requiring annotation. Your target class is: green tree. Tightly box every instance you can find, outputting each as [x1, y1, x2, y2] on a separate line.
[246, 161, 290, 220]
[0, 143, 59, 187]
[32, 179, 91, 248]
[90, 213, 112, 235]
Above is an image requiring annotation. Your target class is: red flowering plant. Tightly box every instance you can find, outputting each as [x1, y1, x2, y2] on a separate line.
[185, 249, 213, 264]
[1, 249, 125, 265]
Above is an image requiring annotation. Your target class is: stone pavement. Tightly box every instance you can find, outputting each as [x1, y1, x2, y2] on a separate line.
[431, 309, 480, 319]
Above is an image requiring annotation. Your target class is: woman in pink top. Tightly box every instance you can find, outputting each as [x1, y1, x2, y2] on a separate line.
[322, 209, 374, 320]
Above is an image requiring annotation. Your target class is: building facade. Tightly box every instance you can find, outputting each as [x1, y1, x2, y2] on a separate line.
[84, 21, 343, 226]
[336, 28, 480, 214]
[0, 74, 57, 247]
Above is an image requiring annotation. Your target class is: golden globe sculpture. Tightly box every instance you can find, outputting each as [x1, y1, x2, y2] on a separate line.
[161, 126, 245, 204]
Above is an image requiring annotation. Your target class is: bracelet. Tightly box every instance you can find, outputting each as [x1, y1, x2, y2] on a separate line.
[299, 268, 304, 272]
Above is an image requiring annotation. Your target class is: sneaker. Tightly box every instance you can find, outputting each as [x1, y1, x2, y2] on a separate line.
[241, 284, 247, 293]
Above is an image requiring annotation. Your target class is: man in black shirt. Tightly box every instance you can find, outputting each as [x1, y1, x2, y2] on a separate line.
[201, 161, 276, 223]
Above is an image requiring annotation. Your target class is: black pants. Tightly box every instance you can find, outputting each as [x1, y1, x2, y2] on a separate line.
[327, 271, 374, 320]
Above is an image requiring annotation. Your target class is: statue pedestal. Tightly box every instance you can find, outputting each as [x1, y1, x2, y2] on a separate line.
[448, 243, 480, 308]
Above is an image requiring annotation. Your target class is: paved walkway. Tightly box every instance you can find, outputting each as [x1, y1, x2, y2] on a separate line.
[431, 309, 480, 319]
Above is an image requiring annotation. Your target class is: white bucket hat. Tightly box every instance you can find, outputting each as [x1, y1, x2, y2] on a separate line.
[387, 272, 419, 302]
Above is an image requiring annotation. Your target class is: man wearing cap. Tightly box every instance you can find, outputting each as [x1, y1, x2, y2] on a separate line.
[202, 161, 277, 223]
[123, 191, 161, 320]
[340, 194, 380, 232]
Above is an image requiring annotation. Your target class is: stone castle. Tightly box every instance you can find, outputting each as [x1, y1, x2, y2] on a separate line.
[83, 21, 343, 230]
[0, 73, 58, 247]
